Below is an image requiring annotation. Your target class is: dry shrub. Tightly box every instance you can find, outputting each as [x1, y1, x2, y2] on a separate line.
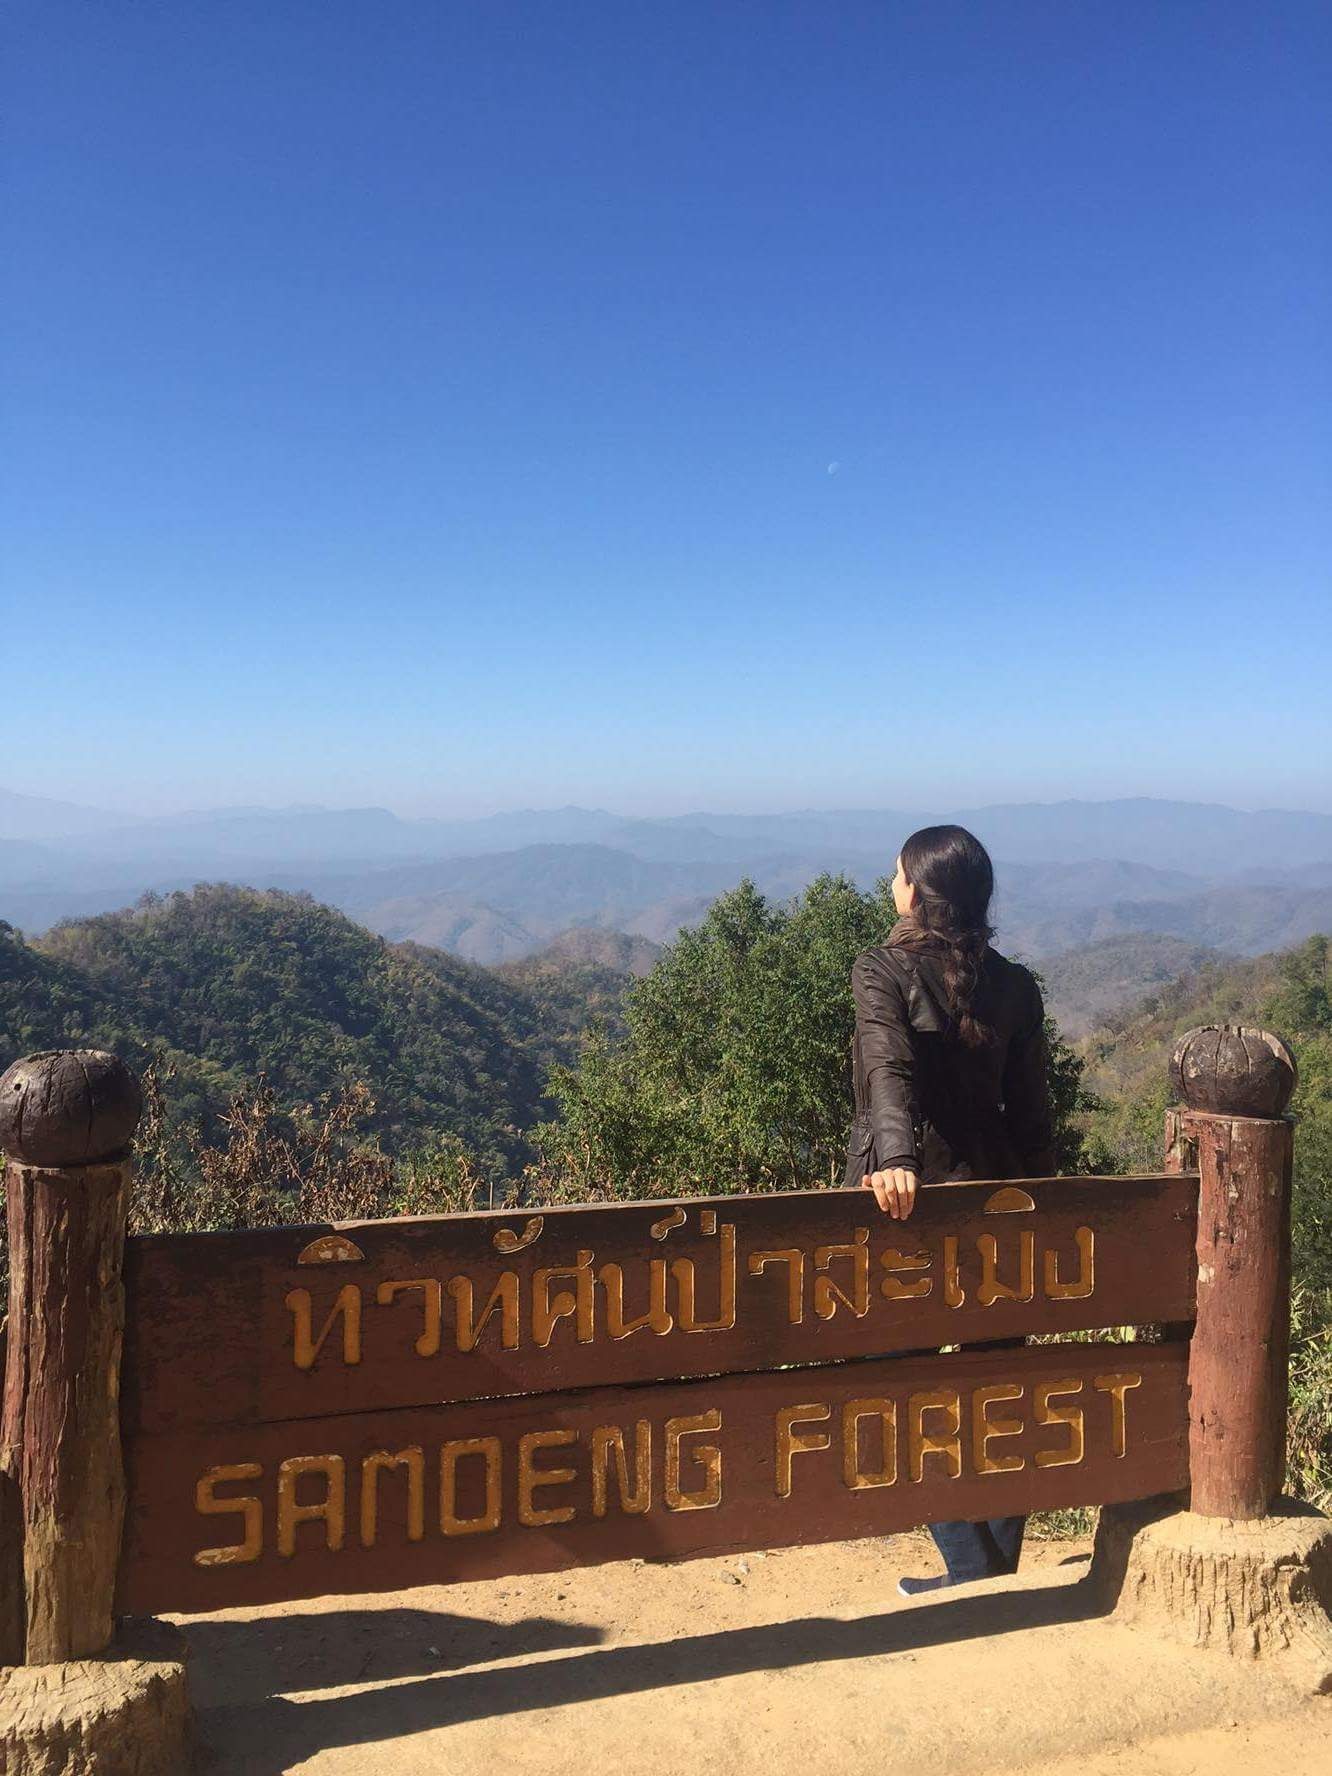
[132, 1069, 391, 1232]
[1289, 1286, 1332, 1512]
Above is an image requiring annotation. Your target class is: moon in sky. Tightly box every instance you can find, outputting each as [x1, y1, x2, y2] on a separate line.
[827, 461, 840, 476]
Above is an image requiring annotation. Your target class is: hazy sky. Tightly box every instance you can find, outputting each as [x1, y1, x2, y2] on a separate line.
[4, 2, 1330, 818]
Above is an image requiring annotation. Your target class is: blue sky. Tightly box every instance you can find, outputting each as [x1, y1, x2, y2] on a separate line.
[4, 2, 1329, 817]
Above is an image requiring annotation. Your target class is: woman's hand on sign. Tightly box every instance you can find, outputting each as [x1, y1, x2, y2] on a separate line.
[863, 1166, 918, 1220]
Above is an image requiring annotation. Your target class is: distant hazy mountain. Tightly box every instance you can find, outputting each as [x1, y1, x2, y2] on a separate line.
[519, 928, 664, 976]
[332, 846, 1332, 968]
[3, 791, 1331, 963]
[311, 845, 887, 959]
[993, 858, 1210, 910]
[950, 799, 1332, 877]
[490, 928, 662, 1046]
[629, 800, 1332, 877]
[0, 788, 136, 842]
[646, 809, 924, 858]
[364, 892, 537, 963]
[1229, 859, 1332, 889]
[0, 883, 180, 936]
[9, 792, 1331, 879]
[995, 882, 1332, 964]
[61, 804, 438, 868]
[8, 845, 1332, 971]
[0, 838, 63, 878]
[1033, 936, 1231, 1040]
[311, 844, 761, 952]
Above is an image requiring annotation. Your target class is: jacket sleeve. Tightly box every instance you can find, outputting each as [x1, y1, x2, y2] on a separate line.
[850, 951, 920, 1172]
[1001, 970, 1057, 1177]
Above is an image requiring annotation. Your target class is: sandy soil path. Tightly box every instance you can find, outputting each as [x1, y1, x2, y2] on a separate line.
[175, 1532, 1330, 1775]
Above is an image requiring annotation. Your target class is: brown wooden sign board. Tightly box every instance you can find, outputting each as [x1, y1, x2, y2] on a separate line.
[117, 1340, 1188, 1615]
[121, 1175, 1196, 1436]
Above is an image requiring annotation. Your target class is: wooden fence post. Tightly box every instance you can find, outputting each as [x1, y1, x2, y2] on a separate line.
[1092, 1023, 1332, 1683]
[1168, 1024, 1296, 1520]
[0, 1049, 142, 1663]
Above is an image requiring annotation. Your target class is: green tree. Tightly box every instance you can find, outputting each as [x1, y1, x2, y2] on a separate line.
[1264, 938, 1332, 1507]
[1076, 930, 1332, 1508]
[535, 874, 1095, 1198]
[1267, 933, 1332, 1039]
[9, 886, 557, 1178]
[1264, 939, 1332, 1299]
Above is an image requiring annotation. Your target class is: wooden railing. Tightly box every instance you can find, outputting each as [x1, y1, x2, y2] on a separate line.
[0, 1023, 1298, 1661]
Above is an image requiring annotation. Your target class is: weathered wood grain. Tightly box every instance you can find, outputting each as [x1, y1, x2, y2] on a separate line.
[120, 1175, 1197, 1435]
[3, 1160, 130, 1661]
[1183, 1111, 1293, 1518]
[0, 1050, 142, 1169]
[1, 1048, 142, 1664]
[117, 1340, 1188, 1615]
[0, 1187, 28, 1665]
[1171, 1025, 1297, 1119]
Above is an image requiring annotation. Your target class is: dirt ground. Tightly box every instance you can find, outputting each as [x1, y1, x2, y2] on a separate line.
[174, 1531, 1331, 1776]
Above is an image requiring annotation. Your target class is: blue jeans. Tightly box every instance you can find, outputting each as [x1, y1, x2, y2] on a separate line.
[928, 1334, 1027, 1584]
[929, 1514, 1026, 1583]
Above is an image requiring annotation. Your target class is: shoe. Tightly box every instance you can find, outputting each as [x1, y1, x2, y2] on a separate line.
[897, 1573, 953, 1597]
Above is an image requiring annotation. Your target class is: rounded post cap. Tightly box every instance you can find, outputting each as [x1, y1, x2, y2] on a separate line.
[1170, 1024, 1297, 1118]
[0, 1048, 143, 1166]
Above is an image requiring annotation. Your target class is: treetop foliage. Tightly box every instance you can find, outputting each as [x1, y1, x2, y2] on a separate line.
[533, 873, 1099, 1197]
[3, 885, 558, 1177]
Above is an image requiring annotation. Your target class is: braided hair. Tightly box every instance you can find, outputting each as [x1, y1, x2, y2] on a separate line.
[894, 824, 996, 1047]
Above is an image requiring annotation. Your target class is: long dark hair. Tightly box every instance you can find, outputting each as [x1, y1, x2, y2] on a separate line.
[894, 824, 996, 1047]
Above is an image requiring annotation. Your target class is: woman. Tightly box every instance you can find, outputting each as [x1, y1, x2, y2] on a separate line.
[845, 824, 1055, 1596]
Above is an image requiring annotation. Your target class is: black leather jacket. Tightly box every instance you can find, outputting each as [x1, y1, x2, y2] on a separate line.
[844, 932, 1056, 1186]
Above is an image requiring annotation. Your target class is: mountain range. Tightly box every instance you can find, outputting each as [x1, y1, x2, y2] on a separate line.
[2, 790, 1331, 970]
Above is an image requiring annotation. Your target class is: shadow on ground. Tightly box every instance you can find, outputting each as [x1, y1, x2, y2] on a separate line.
[178, 1607, 605, 1707]
[186, 1571, 1104, 1775]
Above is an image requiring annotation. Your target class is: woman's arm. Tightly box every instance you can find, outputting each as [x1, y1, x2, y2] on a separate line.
[1002, 971, 1057, 1177]
[851, 951, 920, 1216]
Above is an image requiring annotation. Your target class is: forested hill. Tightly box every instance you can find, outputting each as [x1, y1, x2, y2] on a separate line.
[490, 929, 663, 1045]
[5, 880, 1326, 1206]
[1079, 933, 1332, 1198]
[1076, 932, 1331, 1511]
[0, 885, 563, 1175]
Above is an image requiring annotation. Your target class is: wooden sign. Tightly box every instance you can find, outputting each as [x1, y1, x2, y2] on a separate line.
[116, 1176, 1197, 1616]
[117, 1341, 1188, 1614]
[3, 1040, 1294, 1680]
[121, 1175, 1196, 1435]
